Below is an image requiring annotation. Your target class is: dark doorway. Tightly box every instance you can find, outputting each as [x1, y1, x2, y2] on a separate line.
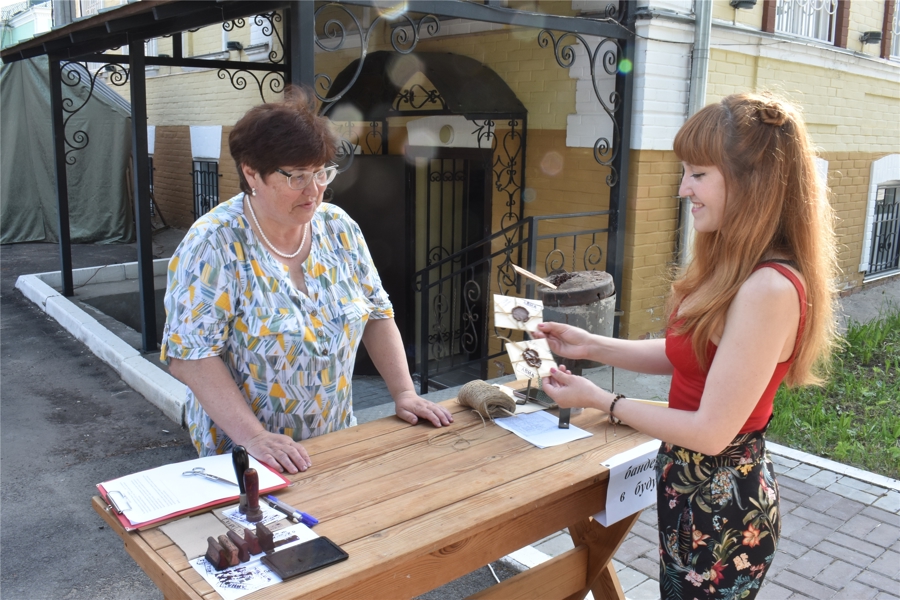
[329, 155, 411, 375]
[409, 147, 493, 389]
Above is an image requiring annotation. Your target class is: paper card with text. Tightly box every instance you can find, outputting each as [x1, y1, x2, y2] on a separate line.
[493, 294, 544, 332]
[505, 338, 557, 380]
[594, 440, 661, 526]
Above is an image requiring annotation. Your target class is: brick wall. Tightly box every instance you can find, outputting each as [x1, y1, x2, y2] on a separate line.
[152, 126, 194, 230]
[849, 0, 889, 58]
[825, 151, 896, 291]
[621, 149, 682, 339]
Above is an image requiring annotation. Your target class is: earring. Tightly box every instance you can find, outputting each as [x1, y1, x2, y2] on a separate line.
[251, 188, 257, 196]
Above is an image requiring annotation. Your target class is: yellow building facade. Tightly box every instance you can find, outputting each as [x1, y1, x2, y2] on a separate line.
[119, 0, 898, 357]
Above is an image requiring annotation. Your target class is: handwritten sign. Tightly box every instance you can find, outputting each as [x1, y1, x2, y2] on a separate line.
[594, 440, 661, 526]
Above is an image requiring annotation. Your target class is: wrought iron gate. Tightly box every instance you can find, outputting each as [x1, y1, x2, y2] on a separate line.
[415, 152, 491, 389]
[867, 185, 900, 276]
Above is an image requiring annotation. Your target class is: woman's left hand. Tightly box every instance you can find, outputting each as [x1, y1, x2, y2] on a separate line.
[394, 391, 454, 427]
[542, 365, 606, 410]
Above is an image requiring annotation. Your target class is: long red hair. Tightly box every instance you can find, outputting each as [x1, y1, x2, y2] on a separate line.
[669, 92, 837, 386]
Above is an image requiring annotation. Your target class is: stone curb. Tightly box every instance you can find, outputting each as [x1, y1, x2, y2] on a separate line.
[767, 441, 900, 492]
[15, 267, 185, 425]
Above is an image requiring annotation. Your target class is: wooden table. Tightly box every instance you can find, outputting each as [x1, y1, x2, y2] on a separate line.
[93, 399, 655, 600]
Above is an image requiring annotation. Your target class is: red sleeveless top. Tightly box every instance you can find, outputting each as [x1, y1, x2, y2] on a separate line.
[664, 262, 807, 434]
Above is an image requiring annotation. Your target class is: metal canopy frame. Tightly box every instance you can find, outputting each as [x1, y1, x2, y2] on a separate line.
[1, 0, 635, 351]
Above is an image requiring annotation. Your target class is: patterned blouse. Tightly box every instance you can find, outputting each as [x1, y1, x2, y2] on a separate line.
[160, 194, 393, 457]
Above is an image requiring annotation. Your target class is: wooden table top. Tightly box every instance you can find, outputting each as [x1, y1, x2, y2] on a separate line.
[94, 399, 654, 600]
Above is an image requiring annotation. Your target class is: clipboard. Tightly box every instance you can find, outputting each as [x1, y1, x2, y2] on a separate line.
[97, 454, 290, 531]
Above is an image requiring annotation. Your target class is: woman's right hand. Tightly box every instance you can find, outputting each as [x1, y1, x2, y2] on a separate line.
[533, 322, 595, 360]
[245, 430, 312, 474]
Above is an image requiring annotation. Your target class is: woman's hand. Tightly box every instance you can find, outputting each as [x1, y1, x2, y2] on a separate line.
[245, 430, 312, 474]
[542, 365, 606, 410]
[394, 391, 454, 427]
[533, 322, 596, 361]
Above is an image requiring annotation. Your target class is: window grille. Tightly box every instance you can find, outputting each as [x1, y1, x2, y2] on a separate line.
[775, 0, 837, 44]
[866, 186, 900, 277]
[148, 156, 155, 216]
[892, 2, 900, 59]
[80, 0, 101, 17]
[192, 160, 220, 219]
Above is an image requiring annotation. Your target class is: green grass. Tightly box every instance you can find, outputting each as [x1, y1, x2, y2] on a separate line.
[768, 305, 900, 481]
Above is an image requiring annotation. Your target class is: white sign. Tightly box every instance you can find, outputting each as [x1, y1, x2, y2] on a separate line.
[594, 440, 660, 526]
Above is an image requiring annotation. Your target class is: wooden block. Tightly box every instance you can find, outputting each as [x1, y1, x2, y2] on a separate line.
[226, 529, 250, 562]
[256, 522, 275, 553]
[217, 534, 240, 567]
[243, 527, 262, 555]
[204, 536, 228, 571]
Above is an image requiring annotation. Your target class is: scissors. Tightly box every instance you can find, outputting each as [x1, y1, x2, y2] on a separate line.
[182, 467, 238, 486]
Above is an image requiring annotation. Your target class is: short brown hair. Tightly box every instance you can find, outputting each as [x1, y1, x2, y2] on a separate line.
[229, 86, 338, 194]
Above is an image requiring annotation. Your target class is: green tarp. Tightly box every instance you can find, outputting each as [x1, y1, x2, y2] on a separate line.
[0, 56, 134, 244]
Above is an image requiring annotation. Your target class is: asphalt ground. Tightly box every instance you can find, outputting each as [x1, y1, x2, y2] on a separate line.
[0, 236, 517, 600]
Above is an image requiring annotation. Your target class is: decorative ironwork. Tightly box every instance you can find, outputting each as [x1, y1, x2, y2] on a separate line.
[216, 68, 284, 104]
[537, 30, 622, 186]
[544, 235, 604, 274]
[216, 12, 285, 102]
[222, 18, 246, 32]
[331, 121, 385, 156]
[473, 118, 525, 294]
[254, 12, 285, 64]
[415, 211, 610, 393]
[393, 84, 446, 111]
[58, 61, 130, 165]
[314, 3, 439, 113]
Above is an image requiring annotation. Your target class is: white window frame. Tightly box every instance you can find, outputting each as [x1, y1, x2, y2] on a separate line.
[860, 154, 900, 274]
[892, 2, 900, 59]
[775, 0, 837, 44]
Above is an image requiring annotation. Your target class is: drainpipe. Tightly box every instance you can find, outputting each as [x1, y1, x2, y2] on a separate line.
[679, 0, 712, 266]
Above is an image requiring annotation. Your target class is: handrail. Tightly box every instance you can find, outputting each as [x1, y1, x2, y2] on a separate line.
[414, 211, 610, 393]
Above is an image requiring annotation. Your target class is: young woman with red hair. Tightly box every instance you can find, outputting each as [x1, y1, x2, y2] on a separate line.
[536, 92, 837, 599]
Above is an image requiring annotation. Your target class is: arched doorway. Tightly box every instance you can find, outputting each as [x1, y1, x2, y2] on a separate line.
[326, 51, 526, 386]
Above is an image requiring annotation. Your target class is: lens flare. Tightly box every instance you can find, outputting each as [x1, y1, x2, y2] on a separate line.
[540, 151, 564, 176]
[618, 58, 633, 74]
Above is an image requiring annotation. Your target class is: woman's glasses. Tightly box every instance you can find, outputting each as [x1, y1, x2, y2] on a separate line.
[275, 165, 338, 190]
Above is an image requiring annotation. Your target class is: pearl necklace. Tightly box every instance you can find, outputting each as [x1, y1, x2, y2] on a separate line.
[245, 194, 309, 259]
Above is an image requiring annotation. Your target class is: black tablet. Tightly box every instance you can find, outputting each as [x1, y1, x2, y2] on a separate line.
[261, 536, 349, 580]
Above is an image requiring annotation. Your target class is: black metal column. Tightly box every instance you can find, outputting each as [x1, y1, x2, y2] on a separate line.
[48, 58, 74, 296]
[608, 2, 636, 338]
[128, 40, 158, 351]
[287, 0, 315, 87]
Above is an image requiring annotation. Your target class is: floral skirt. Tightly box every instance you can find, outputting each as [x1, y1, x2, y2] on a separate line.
[655, 430, 780, 599]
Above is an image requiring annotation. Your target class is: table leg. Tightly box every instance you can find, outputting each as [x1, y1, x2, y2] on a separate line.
[564, 511, 643, 600]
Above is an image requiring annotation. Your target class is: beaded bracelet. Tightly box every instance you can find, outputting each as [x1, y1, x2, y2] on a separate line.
[608, 393, 625, 436]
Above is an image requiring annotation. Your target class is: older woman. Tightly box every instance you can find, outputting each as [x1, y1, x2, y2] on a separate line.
[161, 89, 452, 474]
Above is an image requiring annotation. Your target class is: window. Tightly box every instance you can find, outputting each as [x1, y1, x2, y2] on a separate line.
[192, 161, 220, 219]
[79, 0, 101, 17]
[865, 185, 900, 277]
[775, 0, 837, 43]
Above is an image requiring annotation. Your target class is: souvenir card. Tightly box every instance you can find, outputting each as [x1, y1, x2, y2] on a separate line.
[493, 294, 544, 332]
[505, 338, 557, 380]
